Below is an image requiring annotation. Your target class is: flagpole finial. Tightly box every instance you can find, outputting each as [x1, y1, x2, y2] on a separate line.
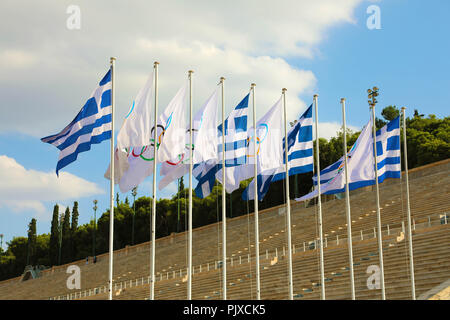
[220, 77, 225, 82]
[110, 57, 116, 63]
[154, 61, 159, 66]
[314, 94, 318, 98]
[401, 107, 406, 111]
[341, 98, 346, 103]
[251, 83, 256, 88]
[188, 70, 194, 74]
[282, 88, 287, 94]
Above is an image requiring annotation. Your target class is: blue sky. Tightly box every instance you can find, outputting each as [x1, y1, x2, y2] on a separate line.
[0, 0, 449, 250]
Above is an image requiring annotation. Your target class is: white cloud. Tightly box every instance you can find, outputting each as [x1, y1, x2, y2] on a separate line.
[0, 0, 364, 136]
[135, 39, 316, 122]
[317, 122, 361, 140]
[0, 155, 104, 220]
[160, 181, 178, 200]
[0, 49, 36, 69]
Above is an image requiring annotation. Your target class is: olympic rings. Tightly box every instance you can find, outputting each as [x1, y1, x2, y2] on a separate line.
[257, 123, 268, 143]
[150, 124, 166, 147]
[246, 136, 261, 157]
[125, 101, 135, 119]
[132, 146, 148, 157]
[165, 112, 173, 130]
[245, 123, 268, 157]
[139, 152, 153, 161]
[123, 116, 201, 165]
[166, 153, 185, 166]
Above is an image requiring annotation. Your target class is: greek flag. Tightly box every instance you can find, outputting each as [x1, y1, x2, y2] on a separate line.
[297, 116, 401, 201]
[41, 69, 112, 176]
[217, 94, 249, 166]
[242, 104, 314, 200]
[312, 116, 401, 187]
[194, 93, 249, 198]
[374, 116, 401, 182]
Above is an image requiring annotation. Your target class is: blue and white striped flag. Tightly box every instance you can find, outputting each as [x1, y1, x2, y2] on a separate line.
[217, 94, 249, 167]
[297, 116, 401, 201]
[374, 116, 401, 182]
[242, 104, 314, 200]
[312, 116, 401, 187]
[41, 69, 112, 176]
[194, 93, 249, 198]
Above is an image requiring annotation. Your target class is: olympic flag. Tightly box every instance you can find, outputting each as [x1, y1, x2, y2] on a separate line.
[104, 69, 154, 184]
[108, 82, 187, 193]
[158, 86, 219, 190]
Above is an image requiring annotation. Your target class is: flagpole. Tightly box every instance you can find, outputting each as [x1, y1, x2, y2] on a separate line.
[108, 57, 116, 301]
[251, 83, 261, 300]
[220, 77, 227, 300]
[401, 107, 416, 300]
[314, 94, 326, 300]
[282, 89, 294, 300]
[150, 61, 159, 300]
[340, 98, 356, 300]
[188, 70, 194, 300]
[370, 104, 386, 300]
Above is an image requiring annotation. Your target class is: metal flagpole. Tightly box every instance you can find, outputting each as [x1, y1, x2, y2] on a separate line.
[108, 57, 116, 301]
[282, 89, 294, 300]
[188, 70, 194, 300]
[401, 107, 416, 300]
[150, 61, 159, 300]
[340, 98, 356, 300]
[314, 95, 326, 300]
[220, 77, 227, 300]
[370, 104, 386, 300]
[251, 83, 261, 300]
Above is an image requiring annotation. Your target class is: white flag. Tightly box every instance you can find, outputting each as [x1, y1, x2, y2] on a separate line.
[158, 82, 188, 163]
[247, 97, 283, 172]
[117, 70, 154, 150]
[296, 119, 374, 201]
[193, 87, 219, 164]
[158, 87, 219, 190]
[105, 70, 154, 184]
[216, 97, 283, 193]
[113, 80, 188, 193]
[118, 146, 155, 193]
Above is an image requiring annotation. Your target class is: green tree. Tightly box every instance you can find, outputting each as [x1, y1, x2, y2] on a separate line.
[405, 114, 450, 168]
[35, 234, 50, 266]
[61, 207, 71, 264]
[381, 105, 400, 121]
[49, 204, 59, 266]
[71, 202, 79, 261]
[72, 223, 94, 261]
[4, 237, 28, 278]
[27, 218, 37, 265]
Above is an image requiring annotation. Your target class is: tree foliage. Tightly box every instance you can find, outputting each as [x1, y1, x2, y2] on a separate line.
[49, 204, 59, 266]
[27, 219, 37, 265]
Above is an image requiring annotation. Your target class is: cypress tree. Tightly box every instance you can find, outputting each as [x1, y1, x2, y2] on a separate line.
[71, 202, 79, 261]
[27, 218, 37, 265]
[61, 207, 71, 264]
[49, 204, 59, 266]
[179, 176, 185, 191]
